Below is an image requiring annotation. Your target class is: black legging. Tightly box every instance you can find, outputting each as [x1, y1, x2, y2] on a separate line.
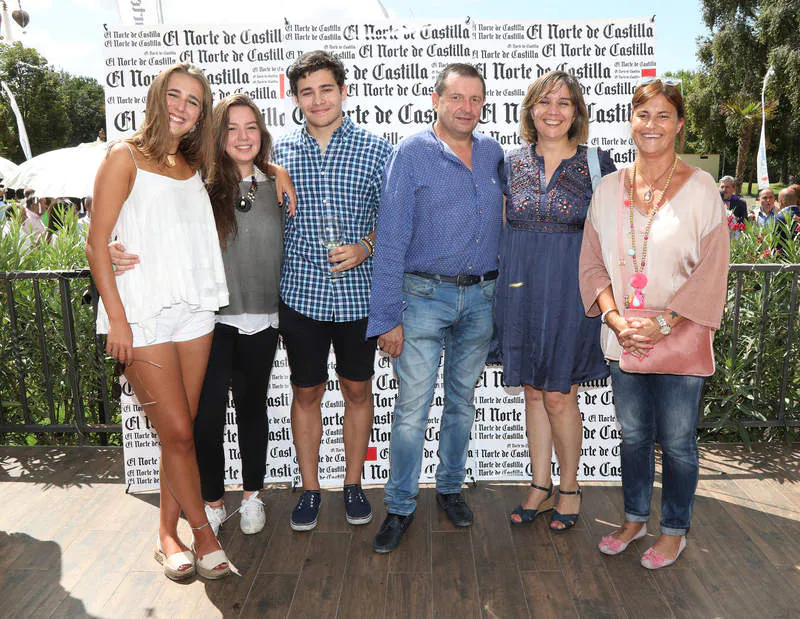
[194, 323, 279, 502]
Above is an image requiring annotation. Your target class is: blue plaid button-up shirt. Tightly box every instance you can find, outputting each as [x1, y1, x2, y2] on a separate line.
[274, 117, 393, 322]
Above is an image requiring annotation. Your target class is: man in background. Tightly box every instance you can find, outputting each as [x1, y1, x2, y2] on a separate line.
[753, 187, 778, 228]
[720, 175, 748, 223]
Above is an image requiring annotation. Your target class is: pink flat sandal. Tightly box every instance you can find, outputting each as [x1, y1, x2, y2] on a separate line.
[640, 536, 687, 569]
[598, 524, 647, 556]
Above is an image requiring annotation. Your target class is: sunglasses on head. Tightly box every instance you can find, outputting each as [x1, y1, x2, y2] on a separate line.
[635, 76, 683, 94]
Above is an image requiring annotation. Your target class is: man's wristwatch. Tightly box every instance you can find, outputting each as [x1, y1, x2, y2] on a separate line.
[656, 314, 672, 336]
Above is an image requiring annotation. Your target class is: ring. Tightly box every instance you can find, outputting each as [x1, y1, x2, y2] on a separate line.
[111, 264, 117, 272]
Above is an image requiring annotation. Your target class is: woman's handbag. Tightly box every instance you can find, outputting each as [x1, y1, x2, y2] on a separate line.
[618, 308, 715, 376]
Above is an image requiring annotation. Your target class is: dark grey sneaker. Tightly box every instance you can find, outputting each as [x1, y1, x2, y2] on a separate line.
[290, 490, 321, 531]
[437, 492, 473, 527]
[373, 512, 415, 554]
[343, 484, 373, 525]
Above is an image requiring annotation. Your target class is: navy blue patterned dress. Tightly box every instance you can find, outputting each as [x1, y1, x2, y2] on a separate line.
[492, 144, 615, 392]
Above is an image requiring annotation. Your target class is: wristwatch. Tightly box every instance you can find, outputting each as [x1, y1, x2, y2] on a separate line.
[656, 314, 672, 336]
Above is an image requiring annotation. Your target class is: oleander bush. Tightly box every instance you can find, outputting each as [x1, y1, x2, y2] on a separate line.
[701, 219, 800, 443]
[0, 203, 119, 446]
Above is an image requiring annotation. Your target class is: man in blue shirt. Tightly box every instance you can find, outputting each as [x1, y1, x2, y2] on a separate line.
[754, 187, 778, 228]
[367, 63, 505, 553]
[274, 51, 393, 532]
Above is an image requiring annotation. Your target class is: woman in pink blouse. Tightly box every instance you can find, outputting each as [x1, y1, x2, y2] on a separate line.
[578, 79, 729, 569]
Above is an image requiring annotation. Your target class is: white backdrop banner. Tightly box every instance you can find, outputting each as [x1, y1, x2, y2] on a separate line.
[109, 17, 655, 492]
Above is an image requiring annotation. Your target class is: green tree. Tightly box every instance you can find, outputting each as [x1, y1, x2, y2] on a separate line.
[696, 0, 800, 185]
[663, 69, 721, 156]
[59, 73, 105, 146]
[720, 96, 775, 191]
[757, 0, 800, 180]
[0, 43, 70, 161]
[0, 43, 105, 163]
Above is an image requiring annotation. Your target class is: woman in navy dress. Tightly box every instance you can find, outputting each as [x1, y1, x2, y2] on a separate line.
[494, 71, 615, 531]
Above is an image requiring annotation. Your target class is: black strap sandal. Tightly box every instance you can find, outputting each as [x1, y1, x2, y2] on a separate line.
[549, 486, 582, 533]
[509, 482, 554, 525]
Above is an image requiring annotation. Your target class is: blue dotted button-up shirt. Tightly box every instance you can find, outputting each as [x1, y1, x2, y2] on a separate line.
[367, 127, 505, 337]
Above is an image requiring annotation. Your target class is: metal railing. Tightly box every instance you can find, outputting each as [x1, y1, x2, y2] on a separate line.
[700, 263, 800, 430]
[0, 269, 117, 442]
[0, 265, 798, 442]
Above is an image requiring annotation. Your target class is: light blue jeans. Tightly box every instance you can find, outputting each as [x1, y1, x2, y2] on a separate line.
[384, 273, 496, 516]
[609, 362, 705, 535]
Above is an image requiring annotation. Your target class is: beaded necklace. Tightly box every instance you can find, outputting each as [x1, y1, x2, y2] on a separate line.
[236, 176, 258, 212]
[625, 155, 678, 308]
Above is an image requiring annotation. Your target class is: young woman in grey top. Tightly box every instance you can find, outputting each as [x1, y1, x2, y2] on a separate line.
[195, 94, 296, 535]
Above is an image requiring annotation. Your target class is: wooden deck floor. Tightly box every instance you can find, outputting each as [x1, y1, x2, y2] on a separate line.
[1, 444, 798, 618]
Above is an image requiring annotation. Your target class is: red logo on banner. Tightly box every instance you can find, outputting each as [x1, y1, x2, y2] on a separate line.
[641, 68, 657, 77]
[280, 74, 285, 99]
[366, 446, 377, 461]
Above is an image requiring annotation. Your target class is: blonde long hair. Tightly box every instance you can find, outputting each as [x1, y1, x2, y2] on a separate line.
[126, 63, 214, 174]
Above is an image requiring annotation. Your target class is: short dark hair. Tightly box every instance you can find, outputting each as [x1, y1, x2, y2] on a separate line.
[434, 63, 486, 97]
[287, 50, 346, 95]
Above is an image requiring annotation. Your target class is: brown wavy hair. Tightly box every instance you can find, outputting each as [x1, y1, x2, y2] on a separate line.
[126, 63, 214, 174]
[520, 71, 589, 145]
[206, 94, 273, 247]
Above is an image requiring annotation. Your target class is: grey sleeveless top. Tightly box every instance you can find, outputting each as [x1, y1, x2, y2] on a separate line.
[218, 177, 284, 316]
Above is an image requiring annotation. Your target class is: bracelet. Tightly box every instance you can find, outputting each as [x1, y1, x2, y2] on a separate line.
[600, 308, 618, 325]
[360, 236, 374, 257]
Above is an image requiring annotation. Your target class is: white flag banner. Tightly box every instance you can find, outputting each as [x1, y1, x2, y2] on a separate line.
[1, 81, 31, 160]
[757, 66, 774, 191]
[116, 0, 163, 26]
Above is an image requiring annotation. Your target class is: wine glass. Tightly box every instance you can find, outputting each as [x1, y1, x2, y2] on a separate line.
[319, 214, 343, 279]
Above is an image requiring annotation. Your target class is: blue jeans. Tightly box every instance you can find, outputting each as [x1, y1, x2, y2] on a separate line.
[384, 274, 496, 515]
[609, 362, 704, 535]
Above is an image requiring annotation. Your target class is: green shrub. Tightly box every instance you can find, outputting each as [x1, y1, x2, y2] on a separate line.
[701, 220, 800, 443]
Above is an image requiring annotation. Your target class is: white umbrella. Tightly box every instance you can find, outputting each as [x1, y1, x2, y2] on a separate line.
[3, 141, 109, 197]
[0, 156, 18, 181]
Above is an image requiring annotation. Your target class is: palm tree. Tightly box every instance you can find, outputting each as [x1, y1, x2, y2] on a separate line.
[720, 95, 775, 194]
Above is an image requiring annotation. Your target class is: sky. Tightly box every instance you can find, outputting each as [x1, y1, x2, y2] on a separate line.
[6, 0, 709, 82]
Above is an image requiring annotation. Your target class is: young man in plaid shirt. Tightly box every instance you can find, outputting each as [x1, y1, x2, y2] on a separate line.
[273, 50, 393, 531]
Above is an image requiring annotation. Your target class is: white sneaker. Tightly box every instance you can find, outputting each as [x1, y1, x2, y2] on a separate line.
[204, 503, 227, 536]
[240, 494, 266, 535]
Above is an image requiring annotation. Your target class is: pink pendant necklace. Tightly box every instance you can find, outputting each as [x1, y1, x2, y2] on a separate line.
[625, 156, 678, 308]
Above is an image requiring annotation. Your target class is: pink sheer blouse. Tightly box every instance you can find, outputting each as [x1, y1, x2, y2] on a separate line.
[579, 167, 731, 361]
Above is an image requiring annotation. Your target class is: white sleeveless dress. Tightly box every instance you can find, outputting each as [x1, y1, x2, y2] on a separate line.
[96, 146, 229, 344]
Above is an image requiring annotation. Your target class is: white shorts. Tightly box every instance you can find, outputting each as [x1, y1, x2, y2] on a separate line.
[131, 304, 215, 347]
